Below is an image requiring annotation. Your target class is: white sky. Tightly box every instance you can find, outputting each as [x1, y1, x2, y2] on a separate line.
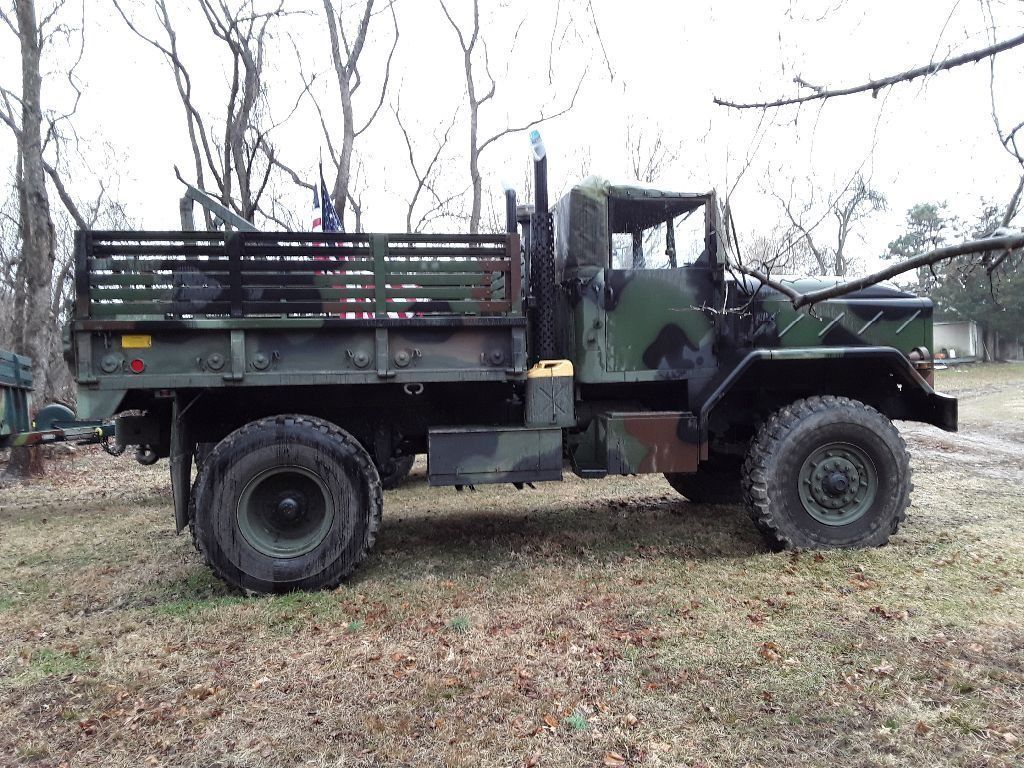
[2, 0, 1023, 274]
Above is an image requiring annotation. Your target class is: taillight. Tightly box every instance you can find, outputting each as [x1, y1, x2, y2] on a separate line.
[129, 358, 146, 374]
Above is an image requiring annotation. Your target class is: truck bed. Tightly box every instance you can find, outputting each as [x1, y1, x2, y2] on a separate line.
[72, 230, 526, 391]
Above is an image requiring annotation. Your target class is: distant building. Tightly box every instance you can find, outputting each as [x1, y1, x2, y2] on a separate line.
[934, 321, 981, 362]
[934, 320, 1023, 362]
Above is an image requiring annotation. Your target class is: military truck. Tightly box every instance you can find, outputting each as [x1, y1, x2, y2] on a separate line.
[65, 139, 957, 593]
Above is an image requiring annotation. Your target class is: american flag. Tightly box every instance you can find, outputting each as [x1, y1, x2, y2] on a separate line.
[309, 162, 413, 318]
[311, 163, 343, 233]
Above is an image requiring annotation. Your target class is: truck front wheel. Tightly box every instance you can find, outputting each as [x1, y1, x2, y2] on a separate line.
[191, 415, 382, 593]
[741, 396, 911, 550]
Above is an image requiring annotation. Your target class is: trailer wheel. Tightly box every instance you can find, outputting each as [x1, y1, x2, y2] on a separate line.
[377, 454, 415, 490]
[742, 396, 910, 550]
[665, 456, 743, 504]
[191, 415, 382, 593]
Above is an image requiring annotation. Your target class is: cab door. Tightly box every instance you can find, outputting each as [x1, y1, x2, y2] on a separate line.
[602, 199, 718, 380]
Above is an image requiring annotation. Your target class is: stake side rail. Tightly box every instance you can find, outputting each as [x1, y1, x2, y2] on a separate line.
[77, 230, 523, 322]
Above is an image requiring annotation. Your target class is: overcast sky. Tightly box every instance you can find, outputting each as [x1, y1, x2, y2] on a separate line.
[2, 0, 1023, 273]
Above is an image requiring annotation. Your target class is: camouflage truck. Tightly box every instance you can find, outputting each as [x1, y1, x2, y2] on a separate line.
[65, 142, 957, 593]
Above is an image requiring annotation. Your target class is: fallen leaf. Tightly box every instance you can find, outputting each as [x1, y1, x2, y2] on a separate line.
[542, 713, 559, 728]
[758, 641, 783, 662]
[603, 751, 626, 767]
[915, 720, 931, 736]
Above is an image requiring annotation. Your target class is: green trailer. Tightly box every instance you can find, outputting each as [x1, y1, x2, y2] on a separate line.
[65, 141, 956, 593]
[0, 349, 114, 451]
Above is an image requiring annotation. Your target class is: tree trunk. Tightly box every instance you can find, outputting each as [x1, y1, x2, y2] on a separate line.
[6, 0, 56, 479]
[333, 79, 355, 229]
[467, 50, 481, 235]
[982, 325, 1000, 362]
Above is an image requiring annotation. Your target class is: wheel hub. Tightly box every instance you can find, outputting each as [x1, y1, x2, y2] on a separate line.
[798, 443, 878, 526]
[236, 466, 335, 558]
[275, 493, 303, 521]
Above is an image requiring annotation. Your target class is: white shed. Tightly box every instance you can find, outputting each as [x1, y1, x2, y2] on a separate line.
[934, 321, 981, 362]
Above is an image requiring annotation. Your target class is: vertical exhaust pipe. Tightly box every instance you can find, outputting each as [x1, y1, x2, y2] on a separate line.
[527, 130, 556, 361]
[503, 186, 518, 234]
[530, 130, 548, 214]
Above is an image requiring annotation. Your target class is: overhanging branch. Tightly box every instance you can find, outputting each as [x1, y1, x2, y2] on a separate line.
[737, 232, 1024, 308]
[714, 31, 1024, 109]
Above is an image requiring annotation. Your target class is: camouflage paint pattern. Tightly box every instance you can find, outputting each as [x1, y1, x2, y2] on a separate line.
[601, 412, 702, 475]
[427, 425, 562, 486]
[72, 231, 527, 399]
[66, 179, 953, 494]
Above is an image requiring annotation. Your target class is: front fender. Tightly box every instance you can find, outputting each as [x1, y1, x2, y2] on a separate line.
[696, 346, 958, 433]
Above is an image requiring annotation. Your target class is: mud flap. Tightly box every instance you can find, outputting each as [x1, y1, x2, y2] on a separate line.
[170, 397, 195, 533]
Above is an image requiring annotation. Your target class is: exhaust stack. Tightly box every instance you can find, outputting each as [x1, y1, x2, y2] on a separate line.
[530, 130, 548, 214]
[527, 130, 556, 361]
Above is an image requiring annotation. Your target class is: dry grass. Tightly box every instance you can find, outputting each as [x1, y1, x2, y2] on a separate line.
[1, 364, 1023, 767]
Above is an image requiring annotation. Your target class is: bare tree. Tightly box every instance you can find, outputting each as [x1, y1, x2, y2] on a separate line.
[317, 0, 398, 229]
[713, 30, 1024, 110]
[713, 10, 1024, 307]
[114, 0, 292, 226]
[0, 0, 94, 476]
[770, 174, 886, 277]
[0, 1, 89, 395]
[626, 120, 679, 187]
[393, 96, 462, 233]
[439, 0, 585, 234]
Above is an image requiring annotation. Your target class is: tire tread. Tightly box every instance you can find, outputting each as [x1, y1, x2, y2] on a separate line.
[741, 396, 911, 550]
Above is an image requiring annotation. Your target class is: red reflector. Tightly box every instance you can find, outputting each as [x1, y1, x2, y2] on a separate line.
[129, 358, 146, 374]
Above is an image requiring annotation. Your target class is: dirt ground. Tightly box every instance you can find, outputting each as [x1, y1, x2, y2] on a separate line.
[1, 364, 1022, 768]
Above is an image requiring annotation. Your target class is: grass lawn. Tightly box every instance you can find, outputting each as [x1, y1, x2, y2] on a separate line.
[1, 363, 1022, 767]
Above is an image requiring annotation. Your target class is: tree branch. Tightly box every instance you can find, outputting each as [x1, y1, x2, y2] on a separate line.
[478, 67, 586, 153]
[714, 30, 1024, 109]
[738, 232, 1024, 308]
[42, 160, 86, 230]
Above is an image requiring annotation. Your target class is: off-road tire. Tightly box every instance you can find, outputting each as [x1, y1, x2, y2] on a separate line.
[741, 396, 911, 550]
[194, 442, 214, 470]
[665, 456, 743, 504]
[191, 415, 382, 593]
[377, 454, 415, 490]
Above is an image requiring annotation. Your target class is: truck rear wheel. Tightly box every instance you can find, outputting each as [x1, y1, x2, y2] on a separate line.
[191, 415, 382, 593]
[742, 396, 910, 550]
[377, 453, 415, 490]
[665, 456, 743, 504]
